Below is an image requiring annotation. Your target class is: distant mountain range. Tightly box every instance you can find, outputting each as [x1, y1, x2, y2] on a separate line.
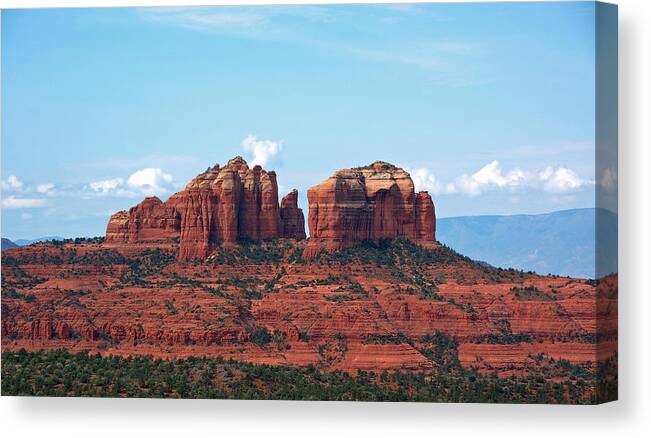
[1, 236, 64, 251]
[437, 208, 617, 279]
[1, 238, 19, 251]
[14, 236, 65, 246]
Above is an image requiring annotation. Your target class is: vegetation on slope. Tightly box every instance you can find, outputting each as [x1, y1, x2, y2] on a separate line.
[1, 349, 617, 403]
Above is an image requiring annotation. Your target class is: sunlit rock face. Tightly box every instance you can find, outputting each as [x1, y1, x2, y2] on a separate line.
[305, 161, 436, 258]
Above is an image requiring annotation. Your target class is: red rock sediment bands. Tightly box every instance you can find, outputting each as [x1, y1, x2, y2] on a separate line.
[305, 161, 436, 258]
[105, 156, 306, 260]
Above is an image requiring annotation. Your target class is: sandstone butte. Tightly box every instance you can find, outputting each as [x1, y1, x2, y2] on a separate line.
[105, 156, 306, 260]
[305, 161, 436, 258]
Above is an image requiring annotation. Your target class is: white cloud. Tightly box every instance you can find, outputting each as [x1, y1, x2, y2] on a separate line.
[241, 134, 283, 167]
[539, 166, 590, 193]
[457, 160, 528, 196]
[599, 167, 617, 193]
[472, 160, 527, 187]
[36, 183, 55, 194]
[87, 168, 173, 198]
[409, 168, 456, 195]
[127, 168, 173, 195]
[1, 175, 25, 191]
[2, 195, 47, 209]
[89, 178, 126, 195]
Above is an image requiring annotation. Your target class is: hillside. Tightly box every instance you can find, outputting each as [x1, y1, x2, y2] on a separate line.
[1, 238, 617, 402]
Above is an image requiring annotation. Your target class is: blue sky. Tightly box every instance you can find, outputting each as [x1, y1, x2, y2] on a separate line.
[1, 2, 599, 240]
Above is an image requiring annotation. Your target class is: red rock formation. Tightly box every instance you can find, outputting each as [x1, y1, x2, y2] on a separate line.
[106, 197, 180, 243]
[305, 161, 436, 257]
[105, 211, 130, 242]
[105, 157, 306, 260]
[259, 170, 281, 240]
[280, 190, 307, 239]
[415, 191, 436, 241]
[168, 162, 243, 260]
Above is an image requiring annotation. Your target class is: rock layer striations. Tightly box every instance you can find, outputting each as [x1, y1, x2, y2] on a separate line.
[305, 161, 436, 257]
[105, 156, 305, 259]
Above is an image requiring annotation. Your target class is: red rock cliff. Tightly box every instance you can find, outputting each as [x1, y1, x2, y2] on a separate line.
[305, 161, 436, 257]
[105, 157, 305, 260]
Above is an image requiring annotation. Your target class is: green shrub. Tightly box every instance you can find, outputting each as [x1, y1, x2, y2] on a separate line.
[249, 328, 272, 346]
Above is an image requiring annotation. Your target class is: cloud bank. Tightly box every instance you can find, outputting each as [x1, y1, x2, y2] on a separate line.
[2, 195, 48, 209]
[1, 175, 54, 209]
[88, 168, 174, 198]
[408, 160, 592, 198]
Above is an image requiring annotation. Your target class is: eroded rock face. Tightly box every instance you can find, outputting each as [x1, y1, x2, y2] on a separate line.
[280, 190, 307, 240]
[105, 157, 305, 260]
[305, 161, 436, 257]
[105, 197, 180, 243]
